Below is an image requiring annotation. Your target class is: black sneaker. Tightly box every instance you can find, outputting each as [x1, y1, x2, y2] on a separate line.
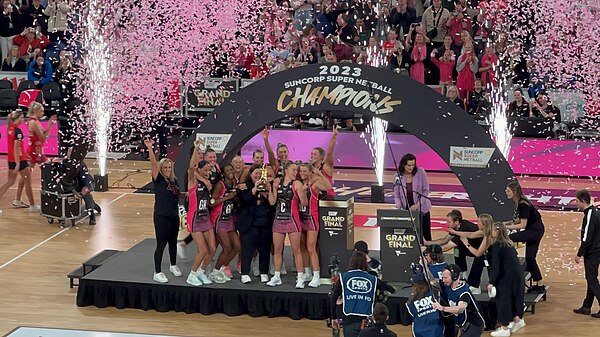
[94, 204, 102, 214]
[591, 311, 600, 318]
[528, 285, 546, 292]
[573, 307, 591, 315]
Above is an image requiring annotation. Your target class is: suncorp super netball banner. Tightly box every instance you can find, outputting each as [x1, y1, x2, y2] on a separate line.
[241, 130, 600, 177]
[0, 119, 59, 156]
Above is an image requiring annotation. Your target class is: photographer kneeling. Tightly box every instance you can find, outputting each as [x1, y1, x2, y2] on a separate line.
[358, 303, 397, 337]
[331, 251, 396, 337]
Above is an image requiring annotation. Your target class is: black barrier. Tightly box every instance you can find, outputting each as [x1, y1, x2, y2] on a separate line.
[378, 209, 421, 282]
[318, 196, 354, 277]
[175, 63, 516, 220]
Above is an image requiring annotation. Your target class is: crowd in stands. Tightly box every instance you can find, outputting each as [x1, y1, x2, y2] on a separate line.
[0, 0, 74, 107]
[213, 0, 571, 136]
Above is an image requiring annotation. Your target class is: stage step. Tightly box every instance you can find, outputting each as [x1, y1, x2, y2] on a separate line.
[524, 285, 549, 315]
[68, 249, 121, 288]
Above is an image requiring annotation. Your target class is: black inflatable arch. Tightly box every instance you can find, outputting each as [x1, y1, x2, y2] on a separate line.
[175, 63, 515, 219]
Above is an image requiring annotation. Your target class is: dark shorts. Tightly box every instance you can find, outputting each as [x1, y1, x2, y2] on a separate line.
[8, 160, 29, 172]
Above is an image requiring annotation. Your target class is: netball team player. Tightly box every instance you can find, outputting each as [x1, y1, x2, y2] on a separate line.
[295, 163, 331, 288]
[309, 126, 338, 197]
[266, 162, 305, 288]
[209, 163, 241, 283]
[262, 127, 289, 178]
[143, 139, 181, 283]
[186, 141, 217, 286]
[14, 102, 56, 208]
[0, 111, 39, 213]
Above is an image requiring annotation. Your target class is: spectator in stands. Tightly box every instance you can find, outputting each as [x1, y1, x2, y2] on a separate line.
[446, 85, 465, 110]
[291, 0, 318, 32]
[26, 46, 40, 67]
[43, 0, 69, 43]
[49, 47, 66, 71]
[330, 13, 356, 61]
[388, 0, 416, 38]
[250, 55, 269, 79]
[422, 0, 451, 47]
[354, 18, 369, 46]
[322, 44, 337, 62]
[411, 0, 426, 20]
[437, 34, 458, 61]
[447, 2, 471, 49]
[53, 56, 73, 99]
[456, 42, 478, 98]
[527, 75, 545, 99]
[23, 0, 46, 32]
[507, 88, 532, 118]
[0, 1, 23, 62]
[531, 92, 560, 122]
[476, 88, 492, 116]
[479, 44, 498, 88]
[467, 78, 484, 115]
[409, 33, 428, 83]
[431, 49, 455, 94]
[357, 36, 383, 67]
[12, 26, 49, 57]
[294, 37, 318, 65]
[340, 118, 357, 131]
[27, 53, 52, 88]
[1, 44, 26, 71]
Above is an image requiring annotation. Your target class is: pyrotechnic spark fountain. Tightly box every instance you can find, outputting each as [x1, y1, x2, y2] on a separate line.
[365, 118, 389, 186]
[83, 0, 113, 176]
[490, 82, 511, 159]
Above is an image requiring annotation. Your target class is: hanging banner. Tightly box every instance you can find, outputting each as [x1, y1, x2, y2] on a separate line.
[186, 78, 239, 112]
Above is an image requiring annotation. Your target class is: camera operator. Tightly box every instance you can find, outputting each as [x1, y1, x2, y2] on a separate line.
[358, 303, 397, 337]
[406, 269, 444, 337]
[353, 240, 382, 279]
[330, 251, 396, 337]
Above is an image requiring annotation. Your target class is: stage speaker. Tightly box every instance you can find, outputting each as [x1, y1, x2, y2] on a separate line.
[94, 174, 109, 192]
[371, 184, 384, 203]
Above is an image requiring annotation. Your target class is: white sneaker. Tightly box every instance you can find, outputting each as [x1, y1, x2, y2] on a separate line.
[241, 275, 252, 284]
[153, 272, 168, 283]
[308, 275, 321, 288]
[490, 327, 511, 337]
[186, 272, 202, 286]
[266, 275, 282, 287]
[295, 276, 305, 289]
[177, 243, 186, 260]
[469, 286, 481, 294]
[28, 205, 40, 213]
[219, 268, 231, 281]
[209, 270, 227, 284]
[302, 272, 313, 282]
[197, 271, 212, 284]
[169, 265, 182, 277]
[12, 200, 29, 208]
[510, 319, 525, 333]
[260, 274, 269, 283]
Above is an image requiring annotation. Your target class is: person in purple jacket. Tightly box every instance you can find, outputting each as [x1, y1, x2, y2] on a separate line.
[393, 153, 433, 241]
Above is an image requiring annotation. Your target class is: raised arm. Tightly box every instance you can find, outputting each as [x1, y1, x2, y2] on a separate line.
[324, 126, 338, 174]
[268, 177, 279, 205]
[143, 139, 159, 180]
[262, 127, 278, 170]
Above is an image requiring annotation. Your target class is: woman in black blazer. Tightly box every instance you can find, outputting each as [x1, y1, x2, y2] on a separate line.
[237, 164, 274, 284]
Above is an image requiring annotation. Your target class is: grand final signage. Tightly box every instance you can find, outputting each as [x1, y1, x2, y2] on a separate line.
[276, 65, 402, 114]
[187, 78, 239, 112]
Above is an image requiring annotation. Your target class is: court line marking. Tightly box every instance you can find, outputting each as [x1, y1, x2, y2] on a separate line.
[0, 193, 128, 270]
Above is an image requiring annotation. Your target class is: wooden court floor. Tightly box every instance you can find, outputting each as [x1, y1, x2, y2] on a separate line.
[0, 159, 599, 337]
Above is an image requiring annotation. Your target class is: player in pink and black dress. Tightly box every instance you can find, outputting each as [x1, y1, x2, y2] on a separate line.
[295, 163, 332, 288]
[309, 126, 338, 197]
[186, 141, 217, 286]
[266, 161, 305, 288]
[208, 164, 240, 284]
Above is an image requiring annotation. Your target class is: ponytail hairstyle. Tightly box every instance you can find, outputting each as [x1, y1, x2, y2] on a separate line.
[27, 102, 43, 118]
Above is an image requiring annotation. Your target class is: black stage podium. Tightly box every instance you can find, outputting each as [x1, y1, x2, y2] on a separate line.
[318, 196, 355, 277]
[377, 209, 421, 282]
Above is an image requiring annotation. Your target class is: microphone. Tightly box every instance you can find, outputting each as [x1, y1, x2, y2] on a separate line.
[394, 174, 402, 185]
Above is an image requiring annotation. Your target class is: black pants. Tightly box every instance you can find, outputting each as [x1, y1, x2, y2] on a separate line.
[583, 252, 600, 308]
[510, 228, 544, 281]
[460, 324, 484, 337]
[240, 225, 272, 275]
[455, 248, 486, 288]
[153, 214, 179, 273]
[421, 211, 432, 241]
[183, 233, 193, 244]
[495, 278, 525, 325]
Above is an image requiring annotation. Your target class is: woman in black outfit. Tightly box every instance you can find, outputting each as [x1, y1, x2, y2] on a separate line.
[486, 220, 526, 336]
[505, 181, 545, 291]
[144, 139, 182, 283]
[237, 164, 273, 284]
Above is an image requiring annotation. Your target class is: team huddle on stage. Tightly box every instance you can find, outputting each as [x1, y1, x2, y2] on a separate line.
[146, 127, 338, 289]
